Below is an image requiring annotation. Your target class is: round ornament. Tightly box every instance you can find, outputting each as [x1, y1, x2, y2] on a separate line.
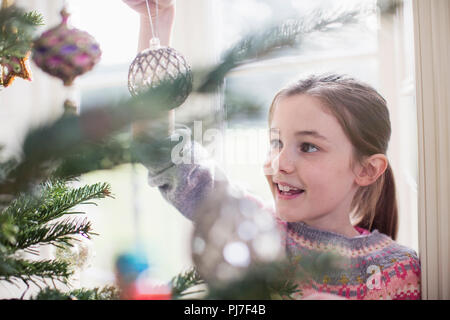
[54, 235, 94, 273]
[128, 38, 193, 110]
[32, 8, 101, 86]
[191, 181, 285, 288]
[115, 250, 150, 284]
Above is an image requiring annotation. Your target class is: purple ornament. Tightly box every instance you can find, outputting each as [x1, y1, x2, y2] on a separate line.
[32, 8, 102, 86]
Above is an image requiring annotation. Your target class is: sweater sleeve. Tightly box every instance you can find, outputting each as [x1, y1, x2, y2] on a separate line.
[133, 124, 235, 221]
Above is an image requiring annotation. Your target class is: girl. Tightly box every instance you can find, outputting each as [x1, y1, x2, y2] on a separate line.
[124, 0, 421, 300]
[261, 74, 421, 299]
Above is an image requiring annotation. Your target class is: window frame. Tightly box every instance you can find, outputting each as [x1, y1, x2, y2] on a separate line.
[413, 0, 450, 300]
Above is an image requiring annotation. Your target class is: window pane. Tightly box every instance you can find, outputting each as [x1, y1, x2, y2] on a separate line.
[220, 0, 418, 253]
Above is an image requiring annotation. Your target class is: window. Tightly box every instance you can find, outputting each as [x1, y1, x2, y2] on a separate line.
[68, 0, 419, 289]
[1, 0, 420, 295]
[219, 0, 418, 254]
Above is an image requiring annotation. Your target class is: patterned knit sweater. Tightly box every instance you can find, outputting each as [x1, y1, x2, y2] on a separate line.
[138, 126, 421, 300]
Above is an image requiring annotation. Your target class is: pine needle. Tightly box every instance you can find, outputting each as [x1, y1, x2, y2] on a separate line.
[0, 5, 44, 58]
[170, 267, 206, 299]
[0, 178, 112, 288]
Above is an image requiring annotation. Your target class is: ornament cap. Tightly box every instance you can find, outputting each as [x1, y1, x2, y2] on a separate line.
[60, 7, 70, 24]
[149, 37, 161, 50]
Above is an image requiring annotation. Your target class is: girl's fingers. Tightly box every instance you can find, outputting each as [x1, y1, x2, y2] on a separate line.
[123, 0, 175, 9]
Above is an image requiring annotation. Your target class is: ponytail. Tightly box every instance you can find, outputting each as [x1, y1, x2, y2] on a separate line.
[355, 164, 398, 240]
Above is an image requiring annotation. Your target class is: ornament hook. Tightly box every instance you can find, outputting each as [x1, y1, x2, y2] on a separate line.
[149, 37, 160, 50]
[145, 0, 160, 49]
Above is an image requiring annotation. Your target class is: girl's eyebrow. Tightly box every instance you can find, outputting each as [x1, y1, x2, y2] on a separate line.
[269, 128, 329, 142]
[295, 130, 329, 142]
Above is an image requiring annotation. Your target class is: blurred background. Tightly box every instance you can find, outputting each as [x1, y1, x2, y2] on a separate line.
[0, 0, 418, 294]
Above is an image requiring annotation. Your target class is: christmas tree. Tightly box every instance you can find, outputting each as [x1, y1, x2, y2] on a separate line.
[0, 1, 383, 299]
[0, 2, 120, 299]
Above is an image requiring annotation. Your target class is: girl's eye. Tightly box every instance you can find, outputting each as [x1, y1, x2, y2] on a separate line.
[300, 142, 319, 153]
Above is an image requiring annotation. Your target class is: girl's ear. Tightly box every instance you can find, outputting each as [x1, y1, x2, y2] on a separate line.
[354, 154, 388, 187]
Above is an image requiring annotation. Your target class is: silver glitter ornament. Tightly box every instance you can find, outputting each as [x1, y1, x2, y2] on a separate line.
[191, 181, 285, 287]
[128, 38, 193, 110]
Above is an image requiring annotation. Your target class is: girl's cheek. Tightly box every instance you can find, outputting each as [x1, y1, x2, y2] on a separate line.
[263, 152, 279, 176]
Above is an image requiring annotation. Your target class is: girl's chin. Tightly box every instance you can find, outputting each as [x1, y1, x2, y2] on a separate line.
[275, 207, 305, 223]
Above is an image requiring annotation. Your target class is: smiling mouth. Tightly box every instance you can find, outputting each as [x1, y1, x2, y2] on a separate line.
[274, 183, 305, 199]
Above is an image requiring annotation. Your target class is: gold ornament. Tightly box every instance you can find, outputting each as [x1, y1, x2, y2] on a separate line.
[0, 52, 32, 87]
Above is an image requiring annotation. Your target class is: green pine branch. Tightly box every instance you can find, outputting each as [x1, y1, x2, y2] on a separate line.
[22, 11, 44, 26]
[3, 180, 111, 227]
[0, 256, 71, 287]
[0, 178, 112, 291]
[196, 8, 361, 93]
[31, 286, 121, 300]
[0, 5, 44, 58]
[1, 180, 111, 253]
[14, 217, 93, 252]
[170, 267, 206, 299]
[0, 208, 18, 254]
[35, 180, 112, 225]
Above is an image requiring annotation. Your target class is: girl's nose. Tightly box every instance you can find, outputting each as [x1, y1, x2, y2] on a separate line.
[271, 149, 295, 175]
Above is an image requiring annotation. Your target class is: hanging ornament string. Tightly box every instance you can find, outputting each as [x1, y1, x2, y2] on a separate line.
[155, 0, 159, 39]
[145, 0, 159, 42]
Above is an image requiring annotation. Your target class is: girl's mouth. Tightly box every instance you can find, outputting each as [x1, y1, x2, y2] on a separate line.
[275, 183, 305, 200]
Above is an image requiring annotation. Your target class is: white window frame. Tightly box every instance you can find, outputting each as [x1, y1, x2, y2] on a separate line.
[413, 0, 450, 300]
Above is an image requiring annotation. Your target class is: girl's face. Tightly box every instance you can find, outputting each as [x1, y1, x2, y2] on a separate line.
[264, 94, 361, 228]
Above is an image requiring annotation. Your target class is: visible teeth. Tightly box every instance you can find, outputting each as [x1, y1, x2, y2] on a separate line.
[278, 184, 300, 192]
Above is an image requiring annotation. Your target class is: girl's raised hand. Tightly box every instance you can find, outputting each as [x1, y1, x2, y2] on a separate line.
[122, 0, 175, 18]
[122, 0, 175, 48]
